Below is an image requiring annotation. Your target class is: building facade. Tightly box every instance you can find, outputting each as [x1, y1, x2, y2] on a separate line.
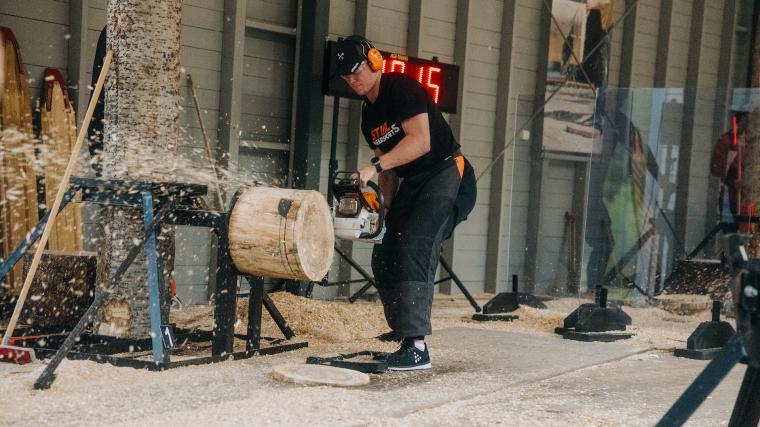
[0, 0, 756, 302]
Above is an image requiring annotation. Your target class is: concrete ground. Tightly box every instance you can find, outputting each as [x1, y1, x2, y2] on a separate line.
[0, 295, 749, 426]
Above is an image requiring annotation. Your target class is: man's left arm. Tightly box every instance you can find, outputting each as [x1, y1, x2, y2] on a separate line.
[356, 113, 431, 187]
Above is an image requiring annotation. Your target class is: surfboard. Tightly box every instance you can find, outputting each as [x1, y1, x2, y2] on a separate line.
[0, 27, 39, 296]
[40, 68, 83, 252]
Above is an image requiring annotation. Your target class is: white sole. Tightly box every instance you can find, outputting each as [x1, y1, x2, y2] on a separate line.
[387, 362, 432, 371]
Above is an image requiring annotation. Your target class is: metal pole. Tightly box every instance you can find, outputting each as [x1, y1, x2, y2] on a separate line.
[657, 336, 745, 426]
[327, 96, 340, 207]
[729, 366, 760, 427]
[262, 292, 295, 339]
[142, 191, 166, 364]
[212, 212, 237, 356]
[439, 255, 481, 312]
[246, 276, 263, 351]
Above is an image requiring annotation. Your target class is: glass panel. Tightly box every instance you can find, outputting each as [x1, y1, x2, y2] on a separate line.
[579, 87, 757, 307]
[513, 86, 760, 309]
[581, 88, 684, 304]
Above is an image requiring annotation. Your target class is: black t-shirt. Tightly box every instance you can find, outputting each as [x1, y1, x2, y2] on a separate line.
[361, 73, 459, 178]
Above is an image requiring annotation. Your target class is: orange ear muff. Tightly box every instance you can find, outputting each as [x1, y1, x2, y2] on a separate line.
[366, 47, 384, 72]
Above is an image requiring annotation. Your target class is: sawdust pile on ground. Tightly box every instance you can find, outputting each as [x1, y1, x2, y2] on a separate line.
[430, 294, 709, 351]
[624, 303, 711, 349]
[170, 303, 216, 331]
[239, 292, 388, 343]
[511, 305, 567, 332]
[432, 296, 572, 335]
[171, 292, 709, 352]
[171, 292, 388, 344]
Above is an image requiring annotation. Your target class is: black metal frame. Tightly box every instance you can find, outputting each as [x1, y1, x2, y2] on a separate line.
[306, 350, 388, 373]
[657, 235, 760, 427]
[0, 177, 305, 389]
[16, 329, 305, 371]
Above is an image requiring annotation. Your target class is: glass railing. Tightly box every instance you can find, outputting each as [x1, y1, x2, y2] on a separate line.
[512, 87, 752, 307]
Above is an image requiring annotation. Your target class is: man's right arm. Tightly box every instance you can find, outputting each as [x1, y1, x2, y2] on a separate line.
[376, 149, 399, 211]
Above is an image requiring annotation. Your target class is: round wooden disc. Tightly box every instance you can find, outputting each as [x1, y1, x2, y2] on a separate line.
[228, 187, 334, 281]
[291, 191, 335, 280]
[656, 294, 711, 315]
[271, 363, 370, 387]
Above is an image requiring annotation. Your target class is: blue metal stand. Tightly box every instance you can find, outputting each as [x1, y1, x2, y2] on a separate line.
[141, 191, 166, 364]
[11, 177, 307, 390]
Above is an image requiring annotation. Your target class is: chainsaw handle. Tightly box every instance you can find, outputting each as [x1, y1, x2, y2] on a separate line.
[362, 181, 385, 240]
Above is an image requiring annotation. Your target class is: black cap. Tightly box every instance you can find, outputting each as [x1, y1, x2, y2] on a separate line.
[335, 35, 370, 76]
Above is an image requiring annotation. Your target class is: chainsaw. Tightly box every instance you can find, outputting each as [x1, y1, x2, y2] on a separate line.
[332, 172, 385, 242]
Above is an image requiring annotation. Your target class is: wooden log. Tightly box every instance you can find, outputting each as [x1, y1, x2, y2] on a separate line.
[0, 28, 38, 296]
[40, 68, 83, 252]
[228, 187, 334, 281]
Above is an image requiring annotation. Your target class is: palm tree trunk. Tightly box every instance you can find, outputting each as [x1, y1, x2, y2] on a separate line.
[95, 0, 181, 338]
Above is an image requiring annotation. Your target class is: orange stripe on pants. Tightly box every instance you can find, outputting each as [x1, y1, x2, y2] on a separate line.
[455, 156, 464, 178]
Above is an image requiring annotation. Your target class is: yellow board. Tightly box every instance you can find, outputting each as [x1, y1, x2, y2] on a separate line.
[40, 68, 83, 252]
[0, 28, 38, 296]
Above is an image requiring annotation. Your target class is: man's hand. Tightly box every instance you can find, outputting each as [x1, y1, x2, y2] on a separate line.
[354, 164, 377, 188]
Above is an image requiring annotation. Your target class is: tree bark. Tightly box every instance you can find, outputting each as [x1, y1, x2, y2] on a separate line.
[95, 0, 181, 338]
[745, 13, 760, 258]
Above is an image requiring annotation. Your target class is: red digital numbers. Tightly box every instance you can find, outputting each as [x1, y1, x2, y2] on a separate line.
[425, 66, 441, 104]
[385, 59, 406, 74]
[382, 59, 442, 105]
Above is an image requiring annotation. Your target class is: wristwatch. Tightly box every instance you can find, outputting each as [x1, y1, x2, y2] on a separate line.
[371, 156, 383, 173]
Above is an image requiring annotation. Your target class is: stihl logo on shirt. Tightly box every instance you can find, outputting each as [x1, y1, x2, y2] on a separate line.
[370, 122, 401, 146]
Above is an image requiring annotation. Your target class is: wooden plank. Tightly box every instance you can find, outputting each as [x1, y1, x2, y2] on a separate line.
[86, 5, 105, 30]
[407, 0, 423, 57]
[241, 93, 290, 118]
[40, 70, 83, 251]
[246, 0, 297, 28]
[0, 0, 69, 25]
[68, 0, 90, 125]
[674, 0, 707, 251]
[0, 31, 39, 295]
[182, 4, 223, 31]
[0, 16, 68, 70]
[182, 25, 223, 52]
[218, 0, 246, 174]
[180, 46, 223, 72]
[185, 0, 224, 12]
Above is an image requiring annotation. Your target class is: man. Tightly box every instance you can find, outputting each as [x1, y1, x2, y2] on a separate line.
[582, 0, 613, 89]
[711, 112, 748, 229]
[335, 35, 477, 371]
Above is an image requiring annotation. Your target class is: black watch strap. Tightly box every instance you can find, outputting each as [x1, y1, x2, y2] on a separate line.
[371, 156, 383, 173]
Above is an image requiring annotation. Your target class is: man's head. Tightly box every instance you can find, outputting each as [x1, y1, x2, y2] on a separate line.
[336, 35, 383, 97]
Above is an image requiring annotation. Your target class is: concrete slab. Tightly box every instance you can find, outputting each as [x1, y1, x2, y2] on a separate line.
[0, 326, 747, 426]
[400, 352, 747, 426]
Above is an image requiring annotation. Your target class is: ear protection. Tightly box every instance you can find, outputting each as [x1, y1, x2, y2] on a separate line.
[348, 35, 384, 72]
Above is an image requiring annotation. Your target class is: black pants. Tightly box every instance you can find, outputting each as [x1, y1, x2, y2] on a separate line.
[372, 157, 476, 338]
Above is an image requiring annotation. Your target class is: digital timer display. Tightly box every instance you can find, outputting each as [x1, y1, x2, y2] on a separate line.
[323, 40, 460, 113]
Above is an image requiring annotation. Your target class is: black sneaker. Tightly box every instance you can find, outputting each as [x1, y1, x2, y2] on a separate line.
[375, 330, 402, 342]
[371, 352, 392, 361]
[386, 343, 431, 371]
